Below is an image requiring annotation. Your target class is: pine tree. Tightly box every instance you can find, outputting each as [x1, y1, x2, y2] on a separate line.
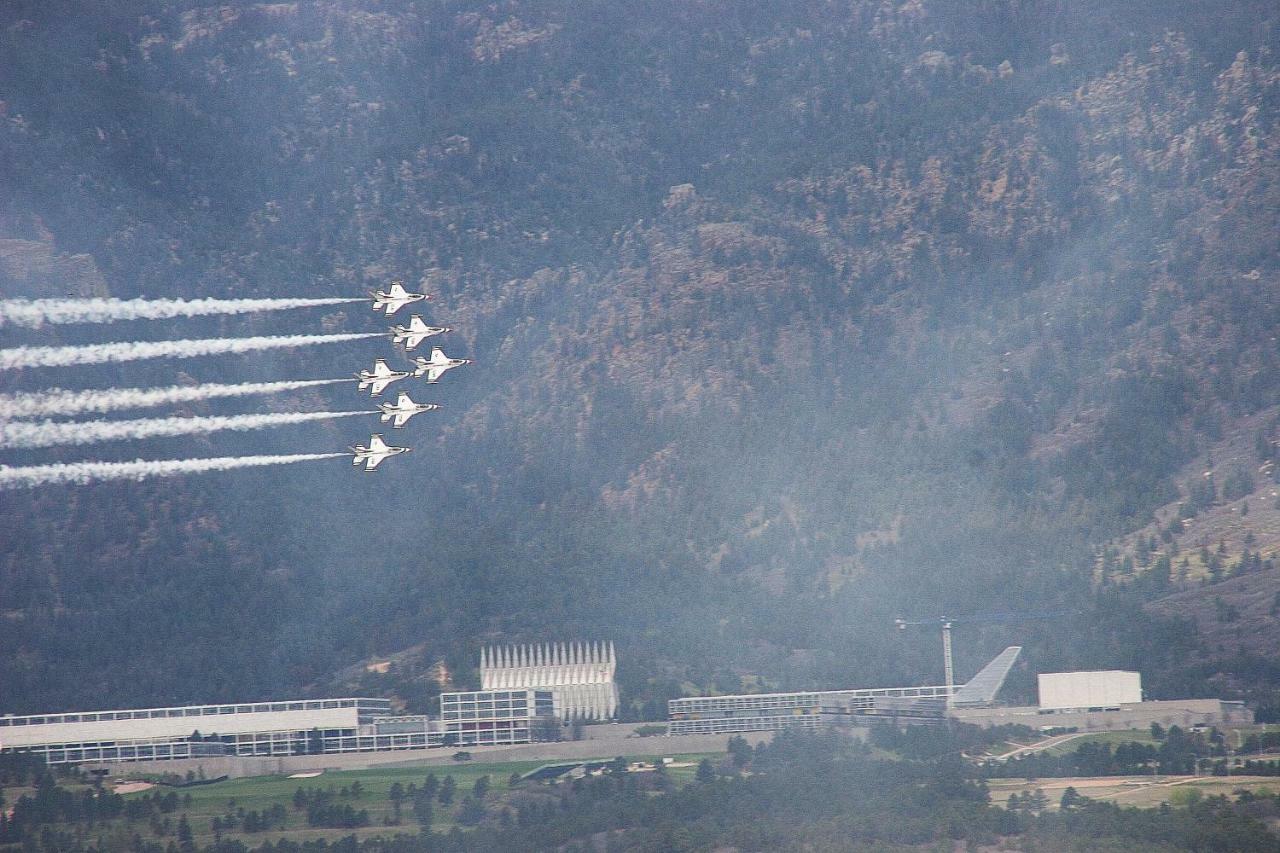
[176, 815, 194, 853]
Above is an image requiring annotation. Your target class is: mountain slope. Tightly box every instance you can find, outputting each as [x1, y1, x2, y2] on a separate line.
[0, 0, 1277, 714]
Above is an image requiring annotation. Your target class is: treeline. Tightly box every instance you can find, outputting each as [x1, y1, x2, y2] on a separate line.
[0, 776, 125, 842]
[5, 732, 1280, 851]
[986, 725, 1223, 779]
[869, 721, 1036, 759]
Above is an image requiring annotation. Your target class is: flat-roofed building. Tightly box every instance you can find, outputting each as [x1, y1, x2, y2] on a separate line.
[0, 698, 433, 765]
[1038, 671, 1142, 711]
[438, 689, 555, 746]
[668, 685, 952, 735]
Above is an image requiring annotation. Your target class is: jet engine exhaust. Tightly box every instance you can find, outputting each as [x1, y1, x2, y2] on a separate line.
[0, 410, 378, 450]
[0, 332, 383, 370]
[0, 453, 347, 489]
[0, 379, 350, 420]
[0, 297, 364, 328]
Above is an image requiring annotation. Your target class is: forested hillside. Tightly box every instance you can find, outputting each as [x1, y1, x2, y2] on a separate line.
[1, 0, 1277, 715]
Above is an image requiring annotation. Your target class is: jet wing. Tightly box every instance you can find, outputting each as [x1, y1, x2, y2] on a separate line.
[392, 411, 412, 428]
[423, 366, 445, 384]
[368, 377, 395, 396]
[368, 434, 389, 452]
[364, 454, 385, 471]
[371, 359, 393, 377]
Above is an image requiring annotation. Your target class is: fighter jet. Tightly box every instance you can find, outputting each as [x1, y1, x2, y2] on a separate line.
[370, 281, 429, 315]
[355, 358, 410, 396]
[379, 391, 441, 428]
[412, 346, 472, 384]
[349, 433, 411, 471]
[389, 315, 450, 350]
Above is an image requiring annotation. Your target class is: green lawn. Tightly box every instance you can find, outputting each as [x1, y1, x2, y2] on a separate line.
[1039, 729, 1160, 757]
[113, 751, 725, 845]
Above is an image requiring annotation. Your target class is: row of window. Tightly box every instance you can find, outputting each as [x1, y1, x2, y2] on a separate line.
[8, 731, 449, 764]
[668, 687, 952, 715]
[451, 728, 531, 746]
[14, 742, 230, 764]
[4, 721, 554, 764]
[0, 698, 390, 727]
[440, 690, 533, 704]
[669, 695, 821, 712]
[668, 715, 823, 735]
[442, 701, 537, 717]
[1, 729, 355, 752]
[440, 701, 531, 712]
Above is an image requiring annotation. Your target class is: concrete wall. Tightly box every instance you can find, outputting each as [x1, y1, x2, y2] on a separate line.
[953, 699, 1252, 732]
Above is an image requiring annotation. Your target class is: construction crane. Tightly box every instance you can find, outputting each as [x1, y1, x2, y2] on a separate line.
[893, 611, 1073, 696]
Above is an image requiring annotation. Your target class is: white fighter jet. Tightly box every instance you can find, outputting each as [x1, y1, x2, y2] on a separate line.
[370, 281, 429, 315]
[412, 346, 472, 384]
[378, 391, 441, 428]
[389, 315, 450, 350]
[355, 358, 410, 396]
[349, 433, 411, 471]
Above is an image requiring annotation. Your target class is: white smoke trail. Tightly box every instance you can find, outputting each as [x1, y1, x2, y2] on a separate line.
[0, 453, 347, 489]
[0, 379, 350, 420]
[0, 410, 376, 450]
[0, 297, 365, 328]
[0, 332, 382, 370]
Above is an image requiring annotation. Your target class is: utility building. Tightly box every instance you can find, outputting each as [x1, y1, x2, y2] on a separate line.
[481, 642, 618, 721]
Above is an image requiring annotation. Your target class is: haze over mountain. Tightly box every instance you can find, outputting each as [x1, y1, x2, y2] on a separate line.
[1, 0, 1277, 719]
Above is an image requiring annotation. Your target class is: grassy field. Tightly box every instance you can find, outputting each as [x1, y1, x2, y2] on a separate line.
[988, 775, 1280, 810]
[1037, 729, 1161, 757]
[109, 751, 723, 846]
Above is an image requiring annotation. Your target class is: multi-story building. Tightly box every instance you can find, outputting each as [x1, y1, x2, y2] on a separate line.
[438, 689, 555, 746]
[0, 698, 447, 765]
[480, 642, 618, 721]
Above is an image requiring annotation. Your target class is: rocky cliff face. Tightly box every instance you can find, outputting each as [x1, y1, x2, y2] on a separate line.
[1, 1, 1276, 713]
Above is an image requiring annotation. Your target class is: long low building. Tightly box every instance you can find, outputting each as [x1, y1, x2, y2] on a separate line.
[668, 648, 1022, 735]
[0, 698, 452, 765]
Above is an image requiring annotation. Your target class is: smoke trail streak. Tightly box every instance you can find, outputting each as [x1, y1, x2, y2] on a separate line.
[0, 297, 364, 328]
[0, 379, 350, 420]
[0, 453, 347, 489]
[0, 332, 382, 370]
[0, 410, 376, 450]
